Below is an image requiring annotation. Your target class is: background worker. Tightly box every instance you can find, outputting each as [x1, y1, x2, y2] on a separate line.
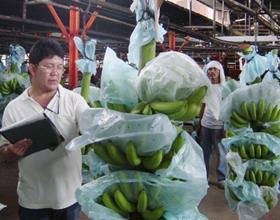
[199, 60, 227, 189]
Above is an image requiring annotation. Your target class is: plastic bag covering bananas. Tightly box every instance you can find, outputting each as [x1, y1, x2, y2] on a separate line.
[100, 187, 165, 220]
[230, 99, 280, 133]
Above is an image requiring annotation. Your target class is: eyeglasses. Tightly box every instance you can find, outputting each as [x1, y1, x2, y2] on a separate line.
[37, 64, 64, 74]
[44, 89, 60, 115]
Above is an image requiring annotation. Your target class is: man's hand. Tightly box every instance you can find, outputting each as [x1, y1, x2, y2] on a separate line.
[1, 139, 32, 158]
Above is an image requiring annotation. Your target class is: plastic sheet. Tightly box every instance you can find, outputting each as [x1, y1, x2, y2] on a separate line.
[222, 78, 242, 100]
[66, 108, 177, 154]
[73, 86, 100, 103]
[127, 0, 166, 68]
[136, 51, 220, 119]
[76, 170, 208, 220]
[74, 36, 97, 74]
[100, 47, 138, 110]
[8, 44, 26, 72]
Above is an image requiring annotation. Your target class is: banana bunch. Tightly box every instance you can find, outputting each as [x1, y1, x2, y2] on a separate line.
[230, 143, 278, 160]
[244, 169, 278, 187]
[100, 188, 165, 220]
[261, 123, 280, 138]
[106, 102, 130, 113]
[130, 86, 207, 121]
[91, 134, 184, 172]
[230, 99, 280, 130]
[0, 78, 19, 96]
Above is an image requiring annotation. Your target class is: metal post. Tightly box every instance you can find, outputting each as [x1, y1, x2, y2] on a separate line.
[248, 0, 251, 35]
[68, 6, 80, 89]
[189, 0, 192, 26]
[212, 0, 216, 34]
[221, 0, 224, 35]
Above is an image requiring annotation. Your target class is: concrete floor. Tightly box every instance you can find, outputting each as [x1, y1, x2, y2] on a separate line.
[0, 154, 279, 220]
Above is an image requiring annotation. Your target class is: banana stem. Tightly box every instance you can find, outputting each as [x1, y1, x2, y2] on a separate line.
[80, 72, 92, 103]
[139, 40, 156, 71]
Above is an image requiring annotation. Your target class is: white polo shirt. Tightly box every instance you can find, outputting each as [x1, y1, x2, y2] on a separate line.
[2, 85, 89, 209]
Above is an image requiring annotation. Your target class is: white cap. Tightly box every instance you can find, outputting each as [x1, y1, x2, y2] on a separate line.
[204, 60, 226, 85]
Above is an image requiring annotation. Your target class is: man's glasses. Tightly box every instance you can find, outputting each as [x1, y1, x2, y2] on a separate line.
[44, 89, 60, 115]
[37, 64, 64, 75]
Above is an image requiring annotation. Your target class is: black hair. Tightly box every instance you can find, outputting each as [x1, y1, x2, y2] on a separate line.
[29, 38, 64, 64]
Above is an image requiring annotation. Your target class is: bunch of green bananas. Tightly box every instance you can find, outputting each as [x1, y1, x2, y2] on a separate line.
[230, 144, 278, 160]
[244, 169, 278, 187]
[226, 186, 240, 202]
[230, 99, 280, 131]
[0, 78, 19, 96]
[100, 188, 165, 220]
[130, 86, 207, 121]
[89, 134, 184, 172]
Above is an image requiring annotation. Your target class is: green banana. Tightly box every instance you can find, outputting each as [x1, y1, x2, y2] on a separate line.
[255, 144, 262, 159]
[226, 130, 236, 137]
[114, 189, 136, 213]
[230, 144, 239, 153]
[137, 190, 148, 213]
[107, 102, 129, 113]
[248, 143, 255, 158]
[149, 100, 186, 114]
[268, 174, 277, 187]
[238, 145, 249, 160]
[118, 175, 134, 202]
[263, 103, 273, 122]
[262, 171, 270, 185]
[141, 206, 165, 220]
[261, 144, 269, 159]
[131, 102, 147, 114]
[249, 170, 257, 183]
[182, 103, 201, 121]
[171, 133, 184, 153]
[231, 110, 248, 124]
[256, 170, 263, 185]
[261, 123, 280, 134]
[186, 85, 208, 104]
[92, 142, 115, 164]
[240, 101, 251, 121]
[92, 100, 102, 108]
[230, 117, 248, 128]
[227, 187, 240, 202]
[142, 150, 163, 171]
[125, 141, 141, 167]
[269, 105, 279, 121]
[248, 101, 257, 121]
[257, 99, 266, 121]
[167, 104, 188, 121]
[106, 141, 128, 165]
[102, 192, 128, 217]
[142, 104, 153, 115]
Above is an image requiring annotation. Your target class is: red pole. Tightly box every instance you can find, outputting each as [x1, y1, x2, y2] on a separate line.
[169, 31, 176, 50]
[68, 6, 80, 89]
[47, 4, 69, 41]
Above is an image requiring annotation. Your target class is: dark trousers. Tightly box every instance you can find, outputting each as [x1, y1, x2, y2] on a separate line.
[200, 126, 226, 181]
[19, 202, 81, 220]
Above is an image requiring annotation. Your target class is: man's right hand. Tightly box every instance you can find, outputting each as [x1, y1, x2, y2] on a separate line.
[1, 139, 32, 158]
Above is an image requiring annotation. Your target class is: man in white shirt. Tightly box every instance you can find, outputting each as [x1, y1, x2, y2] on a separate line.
[0, 38, 89, 220]
[200, 60, 226, 189]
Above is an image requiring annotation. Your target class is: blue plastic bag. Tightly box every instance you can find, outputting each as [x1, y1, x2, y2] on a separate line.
[100, 47, 138, 110]
[74, 36, 97, 74]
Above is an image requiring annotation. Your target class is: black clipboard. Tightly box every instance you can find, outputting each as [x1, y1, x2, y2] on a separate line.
[0, 113, 64, 157]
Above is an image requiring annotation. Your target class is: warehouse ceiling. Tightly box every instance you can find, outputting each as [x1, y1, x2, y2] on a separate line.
[0, 0, 279, 56]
